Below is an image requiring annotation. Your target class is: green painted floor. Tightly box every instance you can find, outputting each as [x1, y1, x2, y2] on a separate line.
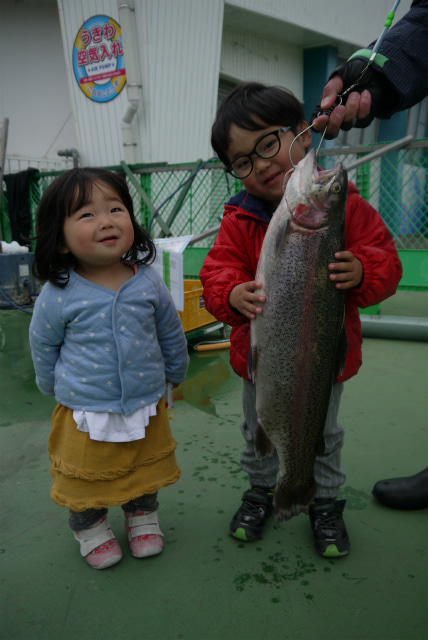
[1, 293, 427, 640]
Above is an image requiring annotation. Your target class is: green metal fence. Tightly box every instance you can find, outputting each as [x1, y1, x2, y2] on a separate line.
[320, 140, 428, 250]
[1, 139, 427, 289]
[319, 139, 428, 291]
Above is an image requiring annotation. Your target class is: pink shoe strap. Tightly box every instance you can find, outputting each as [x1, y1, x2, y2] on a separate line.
[74, 518, 116, 557]
[126, 511, 163, 538]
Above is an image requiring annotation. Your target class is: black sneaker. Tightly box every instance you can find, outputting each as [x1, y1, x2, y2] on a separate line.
[229, 487, 274, 542]
[309, 498, 350, 558]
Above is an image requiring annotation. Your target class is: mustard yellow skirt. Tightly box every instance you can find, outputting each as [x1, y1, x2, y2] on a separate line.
[48, 399, 181, 512]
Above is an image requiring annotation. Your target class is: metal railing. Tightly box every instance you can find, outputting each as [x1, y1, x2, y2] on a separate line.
[1, 139, 427, 287]
[3, 154, 74, 175]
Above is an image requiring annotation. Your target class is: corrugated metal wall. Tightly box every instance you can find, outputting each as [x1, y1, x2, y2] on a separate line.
[57, 0, 129, 167]
[135, 0, 224, 164]
[57, 0, 224, 166]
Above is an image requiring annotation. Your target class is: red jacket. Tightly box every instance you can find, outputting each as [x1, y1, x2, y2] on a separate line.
[200, 182, 402, 383]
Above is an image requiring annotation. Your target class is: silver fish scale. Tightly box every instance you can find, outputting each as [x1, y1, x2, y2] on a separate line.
[251, 151, 347, 522]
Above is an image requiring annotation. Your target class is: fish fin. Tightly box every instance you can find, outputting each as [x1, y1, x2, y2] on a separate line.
[274, 476, 316, 522]
[274, 218, 289, 255]
[247, 345, 257, 383]
[254, 419, 275, 459]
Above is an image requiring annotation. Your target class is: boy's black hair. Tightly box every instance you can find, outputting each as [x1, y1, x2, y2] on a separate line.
[33, 167, 156, 288]
[211, 82, 306, 167]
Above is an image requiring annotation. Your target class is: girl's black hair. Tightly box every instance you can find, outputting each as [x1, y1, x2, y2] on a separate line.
[33, 167, 156, 288]
[211, 82, 306, 167]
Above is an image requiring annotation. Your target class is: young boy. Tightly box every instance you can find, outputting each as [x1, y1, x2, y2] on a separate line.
[199, 82, 402, 557]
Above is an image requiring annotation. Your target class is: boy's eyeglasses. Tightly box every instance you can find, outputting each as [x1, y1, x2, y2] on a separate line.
[226, 126, 293, 179]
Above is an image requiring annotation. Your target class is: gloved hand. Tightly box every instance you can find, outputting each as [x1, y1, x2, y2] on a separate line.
[311, 57, 400, 138]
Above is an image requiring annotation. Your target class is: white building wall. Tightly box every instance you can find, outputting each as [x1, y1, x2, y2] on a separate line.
[0, 0, 78, 166]
[220, 27, 303, 100]
[225, 0, 408, 49]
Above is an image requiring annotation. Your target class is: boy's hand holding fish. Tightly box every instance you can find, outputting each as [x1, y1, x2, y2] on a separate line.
[329, 251, 363, 289]
[230, 249, 362, 320]
[229, 280, 265, 320]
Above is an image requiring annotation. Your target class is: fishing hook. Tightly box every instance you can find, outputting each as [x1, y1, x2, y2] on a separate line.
[289, 96, 342, 169]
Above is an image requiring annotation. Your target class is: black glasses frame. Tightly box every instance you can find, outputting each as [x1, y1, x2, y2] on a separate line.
[226, 126, 293, 179]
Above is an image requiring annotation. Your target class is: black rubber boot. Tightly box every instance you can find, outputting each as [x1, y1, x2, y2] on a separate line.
[372, 467, 428, 510]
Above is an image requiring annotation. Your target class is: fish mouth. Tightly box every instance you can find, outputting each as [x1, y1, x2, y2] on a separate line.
[284, 148, 346, 227]
[309, 151, 344, 210]
[313, 152, 343, 188]
[283, 150, 342, 194]
[287, 150, 346, 229]
[314, 164, 342, 186]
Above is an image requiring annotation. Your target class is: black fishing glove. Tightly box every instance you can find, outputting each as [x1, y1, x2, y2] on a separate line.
[311, 57, 401, 137]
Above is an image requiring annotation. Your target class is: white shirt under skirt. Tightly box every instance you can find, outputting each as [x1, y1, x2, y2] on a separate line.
[73, 402, 158, 443]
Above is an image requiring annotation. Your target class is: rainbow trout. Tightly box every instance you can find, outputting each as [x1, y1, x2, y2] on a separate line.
[249, 149, 348, 522]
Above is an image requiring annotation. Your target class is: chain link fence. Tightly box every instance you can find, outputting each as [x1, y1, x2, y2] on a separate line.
[1, 140, 427, 288]
[319, 141, 428, 251]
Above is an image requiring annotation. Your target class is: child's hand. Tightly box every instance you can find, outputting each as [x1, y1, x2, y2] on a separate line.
[229, 281, 265, 320]
[328, 251, 363, 289]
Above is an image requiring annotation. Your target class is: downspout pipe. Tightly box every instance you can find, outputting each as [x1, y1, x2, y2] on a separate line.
[361, 315, 428, 342]
[57, 148, 79, 168]
[118, 1, 142, 164]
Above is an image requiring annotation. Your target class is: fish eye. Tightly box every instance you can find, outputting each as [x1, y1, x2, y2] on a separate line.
[331, 183, 341, 193]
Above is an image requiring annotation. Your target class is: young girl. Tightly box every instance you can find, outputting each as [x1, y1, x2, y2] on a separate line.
[29, 168, 189, 570]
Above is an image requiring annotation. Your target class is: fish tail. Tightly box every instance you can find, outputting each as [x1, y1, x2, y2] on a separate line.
[254, 419, 275, 459]
[273, 476, 316, 522]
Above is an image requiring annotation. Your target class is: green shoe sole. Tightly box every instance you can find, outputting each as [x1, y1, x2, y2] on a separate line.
[322, 544, 349, 558]
[230, 527, 249, 541]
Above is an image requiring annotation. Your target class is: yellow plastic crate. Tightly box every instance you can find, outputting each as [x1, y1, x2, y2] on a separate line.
[178, 279, 216, 333]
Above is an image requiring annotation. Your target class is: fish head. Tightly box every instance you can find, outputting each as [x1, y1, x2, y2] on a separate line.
[283, 149, 347, 231]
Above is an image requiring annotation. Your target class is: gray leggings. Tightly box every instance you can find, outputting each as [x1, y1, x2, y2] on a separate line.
[68, 492, 158, 531]
[240, 379, 346, 498]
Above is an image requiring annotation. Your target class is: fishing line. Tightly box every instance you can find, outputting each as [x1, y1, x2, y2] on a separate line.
[289, 0, 401, 169]
[288, 119, 331, 168]
[338, 0, 401, 101]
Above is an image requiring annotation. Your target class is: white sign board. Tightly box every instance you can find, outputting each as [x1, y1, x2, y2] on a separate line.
[151, 236, 192, 311]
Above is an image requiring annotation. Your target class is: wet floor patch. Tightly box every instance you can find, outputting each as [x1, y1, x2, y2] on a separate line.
[175, 357, 232, 417]
[232, 549, 318, 595]
[339, 485, 371, 510]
